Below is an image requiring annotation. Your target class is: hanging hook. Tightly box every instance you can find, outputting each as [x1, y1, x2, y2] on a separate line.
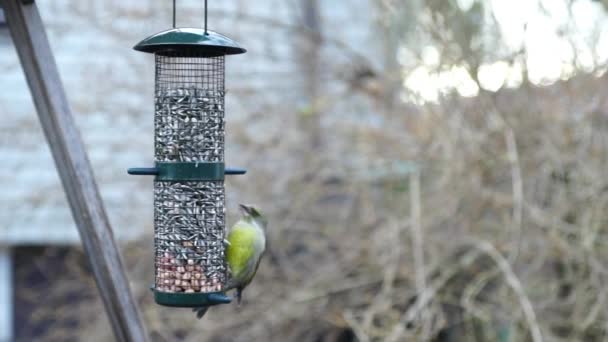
[204, 0, 208, 35]
[172, 0, 208, 32]
[172, 0, 177, 28]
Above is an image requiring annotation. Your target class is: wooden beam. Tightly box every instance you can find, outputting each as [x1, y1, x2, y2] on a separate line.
[0, 1, 149, 341]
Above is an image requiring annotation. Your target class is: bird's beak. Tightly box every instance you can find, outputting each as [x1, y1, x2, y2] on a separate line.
[239, 204, 251, 215]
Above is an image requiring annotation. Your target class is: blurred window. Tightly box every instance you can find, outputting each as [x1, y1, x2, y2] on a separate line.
[0, 9, 5, 27]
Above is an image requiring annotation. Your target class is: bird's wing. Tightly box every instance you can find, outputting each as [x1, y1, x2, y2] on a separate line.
[246, 252, 264, 286]
[225, 252, 258, 291]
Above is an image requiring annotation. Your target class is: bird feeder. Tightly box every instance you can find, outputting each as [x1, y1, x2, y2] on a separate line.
[128, 1, 246, 308]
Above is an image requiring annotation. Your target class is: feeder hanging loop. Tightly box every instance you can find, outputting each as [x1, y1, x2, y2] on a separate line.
[172, 0, 176, 28]
[204, 0, 208, 35]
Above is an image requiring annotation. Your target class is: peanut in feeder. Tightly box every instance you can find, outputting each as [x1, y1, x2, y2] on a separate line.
[128, 1, 246, 308]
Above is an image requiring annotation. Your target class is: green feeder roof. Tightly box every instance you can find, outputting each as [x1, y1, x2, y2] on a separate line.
[134, 28, 246, 56]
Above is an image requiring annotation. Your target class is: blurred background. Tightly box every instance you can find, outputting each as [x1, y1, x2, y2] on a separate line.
[2, 0, 608, 341]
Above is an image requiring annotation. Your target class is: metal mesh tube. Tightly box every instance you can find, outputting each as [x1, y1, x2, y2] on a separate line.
[155, 53, 225, 162]
[154, 51, 227, 294]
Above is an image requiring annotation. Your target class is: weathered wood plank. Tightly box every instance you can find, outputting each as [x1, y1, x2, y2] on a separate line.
[0, 1, 149, 341]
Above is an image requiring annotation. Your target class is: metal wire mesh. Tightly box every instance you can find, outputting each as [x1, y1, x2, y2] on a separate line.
[155, 52, 225, 162]
[154, 181, 226, 293]
[153, 50, 227, 294]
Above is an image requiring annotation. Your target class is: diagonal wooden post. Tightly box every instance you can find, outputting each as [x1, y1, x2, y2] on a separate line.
[1, 1, 149, 341]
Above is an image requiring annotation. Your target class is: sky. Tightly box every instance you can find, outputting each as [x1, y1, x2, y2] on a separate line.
[401, 0, 608, 103]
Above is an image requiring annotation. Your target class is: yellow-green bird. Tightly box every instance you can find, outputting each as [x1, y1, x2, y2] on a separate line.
[194, 204, 268, 319]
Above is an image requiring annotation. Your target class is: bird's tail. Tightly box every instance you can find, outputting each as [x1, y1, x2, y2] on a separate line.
[193, 306, 210, 319]
[236, 288, 243, 306]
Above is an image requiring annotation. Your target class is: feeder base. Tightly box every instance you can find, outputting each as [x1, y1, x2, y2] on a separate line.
[154, 290, 232, 307]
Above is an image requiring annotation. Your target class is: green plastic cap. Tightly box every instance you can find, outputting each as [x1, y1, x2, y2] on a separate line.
[134, 28, 246, 56]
